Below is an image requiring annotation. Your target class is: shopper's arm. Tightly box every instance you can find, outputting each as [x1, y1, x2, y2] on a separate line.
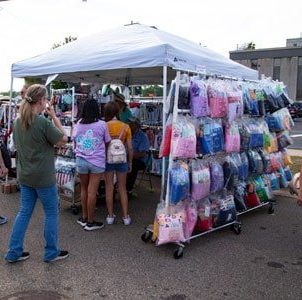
[0, 149, 8, 177]
[46, 106, 68, 145]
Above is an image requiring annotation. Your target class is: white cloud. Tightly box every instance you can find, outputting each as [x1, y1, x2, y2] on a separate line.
[0, 0, 301, 91]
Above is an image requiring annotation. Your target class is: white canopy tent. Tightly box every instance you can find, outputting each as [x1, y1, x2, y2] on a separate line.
[9, 24, 258, 195]
[11, 23, 258, 85]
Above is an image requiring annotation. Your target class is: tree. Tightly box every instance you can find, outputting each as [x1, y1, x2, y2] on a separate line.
[238, 41, 256, 50]
[141, 85, 163, 97]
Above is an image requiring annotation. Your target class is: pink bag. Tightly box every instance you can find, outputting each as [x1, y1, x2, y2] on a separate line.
[225, 123, 240, 153]
[208, 81, 228, 118]
[184, 200, 198, 239]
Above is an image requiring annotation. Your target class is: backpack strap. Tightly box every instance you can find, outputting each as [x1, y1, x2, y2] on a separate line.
[119, 125, 127, 140]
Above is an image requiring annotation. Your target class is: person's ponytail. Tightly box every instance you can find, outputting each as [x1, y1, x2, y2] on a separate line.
[18, 84, 47, 130]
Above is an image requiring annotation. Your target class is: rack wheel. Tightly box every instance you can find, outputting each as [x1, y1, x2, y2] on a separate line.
[71, 206, 79, 215]
[231, 223, 242, 235]
[268, 203, 274, 214]
[173, 247, 184, 259]
[141, 230, 152, 243]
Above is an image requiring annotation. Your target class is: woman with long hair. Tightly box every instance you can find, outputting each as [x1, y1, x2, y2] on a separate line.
[5, 84, 69, 263]
[73, 99, 111, 230]
[104, 101, 133, 225]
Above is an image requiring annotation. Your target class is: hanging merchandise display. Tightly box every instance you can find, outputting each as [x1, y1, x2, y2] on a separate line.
[142, 70, 294, 259]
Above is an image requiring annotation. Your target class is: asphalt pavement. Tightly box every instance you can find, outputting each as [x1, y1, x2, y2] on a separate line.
[0, 177, 302, 300]
[289, 118, 302, 150]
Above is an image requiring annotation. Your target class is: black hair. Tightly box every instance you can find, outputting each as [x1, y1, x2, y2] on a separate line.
[80, 99, 101, 124]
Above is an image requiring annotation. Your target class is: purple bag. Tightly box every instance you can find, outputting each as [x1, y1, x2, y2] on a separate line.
[190, 80, 209, 117]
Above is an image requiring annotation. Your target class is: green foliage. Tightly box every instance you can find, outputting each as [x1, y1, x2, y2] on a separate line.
[24, 77, 42, 85]
[51, 81, 68, 89]
[141, 85, 163, 97]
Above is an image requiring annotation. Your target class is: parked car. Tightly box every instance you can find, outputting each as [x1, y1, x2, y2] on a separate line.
[288, 102, 302, 119]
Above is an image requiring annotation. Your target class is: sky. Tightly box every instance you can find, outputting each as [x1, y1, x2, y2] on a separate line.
[0, 0, 301, 92]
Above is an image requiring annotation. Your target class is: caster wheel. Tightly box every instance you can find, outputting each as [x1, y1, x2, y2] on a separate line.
[173, 247, 184, 259]
[141, 230, 152, 243]
[71, 206, 79, 215]
[268, 203, 274, 214]
[231, 223, 242, 235]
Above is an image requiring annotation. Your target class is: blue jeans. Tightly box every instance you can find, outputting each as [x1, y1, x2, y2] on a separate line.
[5, 184, 60, 262]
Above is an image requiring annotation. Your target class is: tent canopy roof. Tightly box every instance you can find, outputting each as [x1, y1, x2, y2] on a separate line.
[12, 24, 258, 84]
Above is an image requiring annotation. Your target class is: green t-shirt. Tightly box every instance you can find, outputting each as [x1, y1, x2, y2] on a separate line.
[14, 115, 63, 188]
[119, 107, 133, 123]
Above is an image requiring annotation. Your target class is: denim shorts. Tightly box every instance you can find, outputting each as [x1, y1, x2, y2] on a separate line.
[105, 162, 128, 173]
[76, 157, 105, 174]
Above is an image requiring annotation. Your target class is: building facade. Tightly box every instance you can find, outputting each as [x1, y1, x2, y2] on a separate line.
[230, 38, 302, 100]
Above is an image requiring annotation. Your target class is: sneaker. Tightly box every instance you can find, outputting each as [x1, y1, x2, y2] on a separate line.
[7, 252, 30, 263]
[106, 215, 116, 225]
[47, 250, 69, 262]
[122, 215, 131, 226]
[84, 221, 104, 231]
[77, 217, 87, 227]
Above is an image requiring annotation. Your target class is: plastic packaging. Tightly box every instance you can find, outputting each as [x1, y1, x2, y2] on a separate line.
[209, 161, 224, 193]
[169, 162, 190, 204]
[189, 79, 209, 117]
[195, 198, 213, 232]
[225, 122, 241, 153]
[191, 160, 211, 200]
[208, 80, 228, 118]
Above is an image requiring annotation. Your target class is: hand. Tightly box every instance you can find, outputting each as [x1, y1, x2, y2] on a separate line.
[0, 166, 8, 177]
[297, 197, 302, 207]
[46, 104, 56, 119]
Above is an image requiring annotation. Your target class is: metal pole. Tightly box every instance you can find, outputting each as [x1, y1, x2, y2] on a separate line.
[160, 66, 167, 201]
[7, 76, 14, 133]
[165, 71, 180, 207]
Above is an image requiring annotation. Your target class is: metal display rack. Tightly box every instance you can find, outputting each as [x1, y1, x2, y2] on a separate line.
[141, 71, 284, 259]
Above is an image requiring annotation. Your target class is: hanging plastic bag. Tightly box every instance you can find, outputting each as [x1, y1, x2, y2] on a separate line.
[278, 167, 288, 188]
[171, 115, 196, 159]
[245, 182, 261, 207]
[195, 198, 213, 232]
[189, 79, 209, 117]
[159, 114, 172, 157]
[234, 181, 247, 212]
[209, 160, 224, 193]
[239, 152, 249, 181]
[208, 80, 228, 118]
[226, 83, 243, 122]
[191, 160, 211, 200]
[269, 173, 280, 190]
[55, 157, 76, 192]
[225, 122, 240, 153]
[184, 200, 198, 239]
[277, 131, 293, 150]
[223, 156, 239, 190]
[198, 118, 224, 155]
[247, 150, 263, 175]
[169, 75, 191, 111]
[156, 204, 186, 246]
[211, 194, 237, 227]
[283, 166, 293, 182]
[169, 162, 190, 204]
[258, 149, 271, 174]
[282, 149, 292, 166]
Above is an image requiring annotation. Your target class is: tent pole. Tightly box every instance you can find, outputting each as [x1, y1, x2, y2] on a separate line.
[8, 76, 14, 133]
[160, 66, 167, 201]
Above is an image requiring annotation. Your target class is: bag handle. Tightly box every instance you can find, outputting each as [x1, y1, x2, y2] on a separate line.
[118, 125, 127, 140]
